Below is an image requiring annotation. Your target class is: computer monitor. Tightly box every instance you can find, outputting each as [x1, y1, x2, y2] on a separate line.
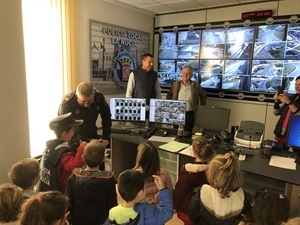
[110, 97, 146, 122]
[287, 115, 300, 153]
[194, 105, 230, 131]
[149, 98, 186, 125]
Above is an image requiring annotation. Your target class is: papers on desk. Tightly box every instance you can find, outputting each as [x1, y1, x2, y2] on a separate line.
[148, 135, 175, 143]
[269, 155, 296, 170]
[179, 145, 194, 157]
[159, 141, 190, 152]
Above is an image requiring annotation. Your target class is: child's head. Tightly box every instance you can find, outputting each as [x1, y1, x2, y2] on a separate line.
[0, 183, 23, 223]
[252, 188, 290, 225]
[83, 141, 105, 168]
[206, 152, 242, 197]
[134, 141, 160, 182]
[49, 112, 83, 139]
[8, 158, 40, 190]
[117, 169, 145, 203]
[18, 191, 69, 225]
[192, 136, 214, 162]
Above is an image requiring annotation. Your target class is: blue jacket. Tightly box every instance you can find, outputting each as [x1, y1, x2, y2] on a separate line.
[134, 189, 173, 225]
[103, 189, 173, 225]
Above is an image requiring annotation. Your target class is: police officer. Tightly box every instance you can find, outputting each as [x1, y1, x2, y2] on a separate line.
[58, 82, 111, 148]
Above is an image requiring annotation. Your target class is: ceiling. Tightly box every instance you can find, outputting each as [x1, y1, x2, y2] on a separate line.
[104, 0, 276, 16]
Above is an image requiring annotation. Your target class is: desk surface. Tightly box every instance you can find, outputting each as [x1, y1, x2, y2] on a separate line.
[110, 133, 300, 186]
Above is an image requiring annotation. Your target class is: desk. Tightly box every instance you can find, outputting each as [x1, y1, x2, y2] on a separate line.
[110, 133, 300, 217]
[110, 133, 300, 185]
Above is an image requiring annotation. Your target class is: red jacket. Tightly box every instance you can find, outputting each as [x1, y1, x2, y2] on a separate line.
[57, 145, 85, 193]
[173, 162, 208, 214]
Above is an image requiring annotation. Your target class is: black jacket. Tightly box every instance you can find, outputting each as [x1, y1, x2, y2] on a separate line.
[66, 168, 117, 225]
[58, 89, 112, 140]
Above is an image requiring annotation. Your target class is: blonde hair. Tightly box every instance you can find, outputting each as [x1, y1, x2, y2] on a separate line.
[18, 191, 68, 225]
[8, 158, 40, 189]
[192, 137, 214, 162]
[0, 183, 23, 223]
[206, 152, 242, 198]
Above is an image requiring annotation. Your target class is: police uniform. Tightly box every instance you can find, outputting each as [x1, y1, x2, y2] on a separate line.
[58, 89, 112, 141]
[37, 113, 85, 192]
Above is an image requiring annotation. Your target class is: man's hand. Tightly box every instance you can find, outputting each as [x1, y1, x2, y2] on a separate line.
[278, 92, 291, 104]
[273, 93, 280, 103]
[79, 140, 88, 147]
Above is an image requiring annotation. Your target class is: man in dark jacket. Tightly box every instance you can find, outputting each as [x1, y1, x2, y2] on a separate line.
[58, 82, 111, 148]
[126, 53, 161, 105]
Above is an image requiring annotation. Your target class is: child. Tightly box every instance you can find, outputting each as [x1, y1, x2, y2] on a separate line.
[189, 152, 252, 225]
[66, 141, 117, 225]
[133, 141, 173, 205]
[173, 136, 214, 225]
[36, 112, 87, 193]
[248, 188, 290, 225]
[8, 158, 40, 199]
[18, 191, 69, 225]
[0, 183, 23, 225]
[103, 169, 173, 225]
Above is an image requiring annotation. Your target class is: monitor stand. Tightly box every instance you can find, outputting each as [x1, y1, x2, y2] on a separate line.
[116, 121, 140, 130]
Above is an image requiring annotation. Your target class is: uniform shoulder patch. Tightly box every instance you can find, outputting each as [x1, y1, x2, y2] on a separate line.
[64, 96, 70, 102]
[63, 91, 75, 103]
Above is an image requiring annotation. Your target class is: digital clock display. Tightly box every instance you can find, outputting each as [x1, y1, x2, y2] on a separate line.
[241, 10, 272, 20]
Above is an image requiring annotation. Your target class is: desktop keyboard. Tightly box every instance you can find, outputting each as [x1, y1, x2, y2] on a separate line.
[111, 128, 131, 134]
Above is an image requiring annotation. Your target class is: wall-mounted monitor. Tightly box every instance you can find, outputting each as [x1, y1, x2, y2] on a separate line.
[159, 32, 178, 59]
[149, 99, 186, 125]
[202, 29, 226, 44]
[194, 105, 230, 131]
[222, 60, 251, 90]
[178, 30, 201, 45]
[157, 21, 300, 95]
[110, 98, 146, 122]
[199, 60, 223, 89]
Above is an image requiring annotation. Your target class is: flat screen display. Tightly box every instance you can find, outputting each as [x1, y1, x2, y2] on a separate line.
[149, 99, 186, 125]
[157, 22, 300, 95]
[194, 105, 230, 131]
[287, 115, 300, 151]
[110, 98, 146, 122]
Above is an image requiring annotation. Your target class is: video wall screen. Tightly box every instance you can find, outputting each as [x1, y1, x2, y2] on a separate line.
[158, 22, 300, 94]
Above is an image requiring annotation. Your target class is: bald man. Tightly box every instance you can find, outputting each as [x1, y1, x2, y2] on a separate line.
[58, 82, 111, 148]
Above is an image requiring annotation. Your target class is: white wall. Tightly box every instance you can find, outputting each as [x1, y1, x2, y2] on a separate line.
[78, 0, 154, 82]
[0, 0, 31, 183]
[155, 0, 300, 27]
[206, 98, 277, 140]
